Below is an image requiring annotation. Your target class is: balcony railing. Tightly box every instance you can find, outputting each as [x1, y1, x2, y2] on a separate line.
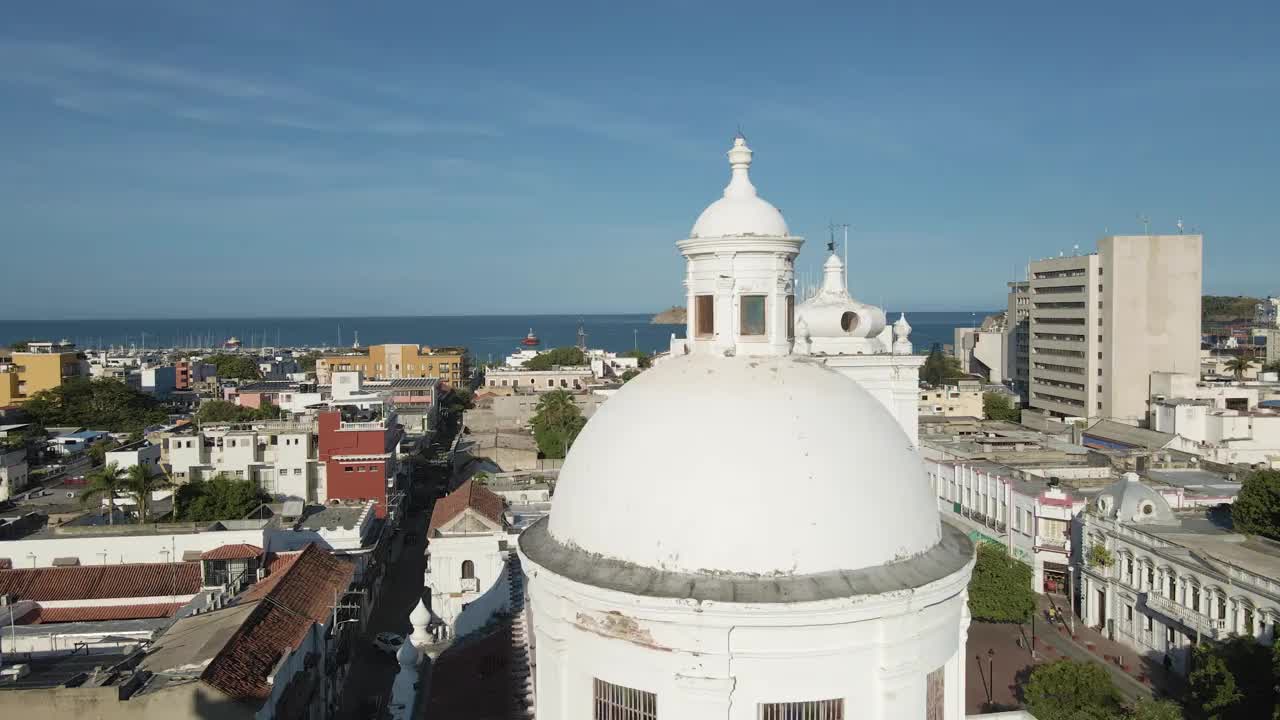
[459, 577, 479, 593]
[1143, 592, 1227, 639]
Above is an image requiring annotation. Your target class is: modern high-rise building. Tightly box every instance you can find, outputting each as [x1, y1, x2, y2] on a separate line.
[1005, 280, 1031, 401]
[1027, 234, 1202, 426]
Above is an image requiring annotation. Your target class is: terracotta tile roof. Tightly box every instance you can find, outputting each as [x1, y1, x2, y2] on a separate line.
[29, 602, 186, 624]
[264, 551, 301, 575]
[429, 479, 506, 531]
[201, 544, 355, 703]
[200, 543, 264, 561]
[0, 562, 201, 602]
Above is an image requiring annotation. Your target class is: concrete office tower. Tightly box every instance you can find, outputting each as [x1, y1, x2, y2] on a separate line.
[1006, 281, 1031, 401]
[1028, 234, 1202, 426]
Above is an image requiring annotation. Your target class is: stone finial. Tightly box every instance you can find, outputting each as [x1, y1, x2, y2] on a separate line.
[409, 598, 432, 651]
[892, 313, 913, 355]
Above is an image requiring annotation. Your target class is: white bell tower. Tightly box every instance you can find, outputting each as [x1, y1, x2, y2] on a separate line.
[676, 135, 802, 357]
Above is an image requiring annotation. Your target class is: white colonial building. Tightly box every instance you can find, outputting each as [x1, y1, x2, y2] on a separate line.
[1077, 473, 1280, 675]
[425, 479, 514, 638]
[518, 136, 975, 720]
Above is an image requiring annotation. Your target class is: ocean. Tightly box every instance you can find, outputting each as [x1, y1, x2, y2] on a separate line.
[0, 312, 986, 362]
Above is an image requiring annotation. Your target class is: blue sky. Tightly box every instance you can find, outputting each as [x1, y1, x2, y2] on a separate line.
[2, 2, 1277, 319]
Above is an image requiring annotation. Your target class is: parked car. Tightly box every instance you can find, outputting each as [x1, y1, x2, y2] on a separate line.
[372, 632, 405, 656]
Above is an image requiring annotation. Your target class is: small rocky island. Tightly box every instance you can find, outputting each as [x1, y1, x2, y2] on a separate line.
[651, 306, 686, 324]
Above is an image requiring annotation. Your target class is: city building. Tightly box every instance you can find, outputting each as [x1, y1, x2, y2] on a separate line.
[103, 439, 163, 476]
[315, 344, 468, 385]
[317, 405, 403, 517]
[173, 359, 216, 390]
[518, 137, 974, 719]
[954, 314, 1008, 383]
[0, 544, 362, 720]
[483, 366, 595, 393]
[1026, 235, 1202, 426]
[0, 341, 88, 406]
[167, 419, 321, 500]
[1006, 280, 1032, 401]
[1255, 296, 1280, 329]
[1077, 473, 1280, 675]
[0, 445, 28, 502]
[919, 379, 985, 418]
[424, 479, 513, 637]
[140, 365, 177, 398]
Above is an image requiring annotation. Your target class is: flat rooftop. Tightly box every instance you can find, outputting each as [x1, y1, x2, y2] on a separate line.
[0, 651, 136, 691]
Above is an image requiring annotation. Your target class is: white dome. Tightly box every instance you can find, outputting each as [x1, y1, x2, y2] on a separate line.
[689, 136, 791, 238]
[548, 353, 941, 576]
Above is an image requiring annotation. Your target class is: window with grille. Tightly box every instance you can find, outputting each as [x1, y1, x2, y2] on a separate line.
[758, 699, 843, 720]
[593, 678, 656, 720]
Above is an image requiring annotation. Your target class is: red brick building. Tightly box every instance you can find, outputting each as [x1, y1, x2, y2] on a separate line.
[318, 407, 402, 517]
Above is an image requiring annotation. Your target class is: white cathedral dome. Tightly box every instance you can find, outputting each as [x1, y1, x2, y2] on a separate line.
[689, 136, 791, 238]
[547, 352, 941, 576]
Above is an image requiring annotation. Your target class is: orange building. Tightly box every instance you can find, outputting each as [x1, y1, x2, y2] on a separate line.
[315, 344, 469, 386]
[0, 342, 88, 406]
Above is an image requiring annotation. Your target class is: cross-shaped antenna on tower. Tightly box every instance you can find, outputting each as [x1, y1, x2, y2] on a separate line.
[826, 222, 837, 253]
[735, 124, 747, 142]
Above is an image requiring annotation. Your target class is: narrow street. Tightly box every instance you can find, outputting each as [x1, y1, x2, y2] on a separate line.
[335, 509, 430, 720]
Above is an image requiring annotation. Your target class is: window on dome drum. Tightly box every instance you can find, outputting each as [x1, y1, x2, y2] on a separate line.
[787, 295, 795, 339]
[695, 294, 715, 337]
[740, 295, 767, 336]
[840, 311, 858, 333]
[593, 678, 656, 720]
[759, 698, 844, 720]
[926, 666, 945, 720]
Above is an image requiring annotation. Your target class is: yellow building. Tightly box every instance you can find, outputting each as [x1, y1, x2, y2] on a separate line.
[0, 342, 88, 406]
[315, 344, 469, 385]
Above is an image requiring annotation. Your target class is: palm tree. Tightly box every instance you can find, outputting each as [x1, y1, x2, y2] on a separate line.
[125, 464, 172, 525]
[1225, 354, 1255, 380]
[81, 462, 127, 525]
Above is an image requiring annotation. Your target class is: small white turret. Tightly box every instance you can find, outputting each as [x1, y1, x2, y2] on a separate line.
[892, 313, 913, 355]
[409, 598, 432, 653]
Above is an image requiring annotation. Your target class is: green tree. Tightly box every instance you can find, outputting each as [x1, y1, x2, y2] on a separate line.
[1126, 698, 1184, 720]
[1231, 469, 1280, 541]
[983, 392, 1021, 422]
[87, 437, 119, 466]
[622, 349, 653, 369]
[1023, 659, 1123, 720]
[1224, 354, 1255, 380]
[620, 368, 641, 383]
[920, 343, 967, 386]
[1187, 644, 1241, 720]
[23, 377, 169, 433]
[967, 543, 1035, 623]
[1086, 542, 1115, 569]
[443, 387, 475, 415]
[195, 400, 282, 424]
[296, 352, 320, 372]
[124, 463, 171, 524]
[531, 390, 586, 459]
[174, 474, 271, 521]
[81, 462, 127, 525]
[204, 354, 262, 380]
[524, 347, 586, 370]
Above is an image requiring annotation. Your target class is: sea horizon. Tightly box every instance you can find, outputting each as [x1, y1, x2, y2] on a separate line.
[0, 311, 996, 362]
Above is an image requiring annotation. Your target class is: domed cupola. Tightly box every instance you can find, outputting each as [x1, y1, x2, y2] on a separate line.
[1093, 472, 1177, 524]
[793, 248, 888, 356]
[677, 135, 803, 357]
[689, 135, 791, 239]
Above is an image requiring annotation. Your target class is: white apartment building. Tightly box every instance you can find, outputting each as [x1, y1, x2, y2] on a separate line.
[1028, 235, 1202, 426]
[103, 440, 163, 476]
[166, 420, 322, 502]
[1078, 474, 1280, 675]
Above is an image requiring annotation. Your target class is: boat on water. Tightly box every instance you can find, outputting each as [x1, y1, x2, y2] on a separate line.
[521, 329, 540, 347]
